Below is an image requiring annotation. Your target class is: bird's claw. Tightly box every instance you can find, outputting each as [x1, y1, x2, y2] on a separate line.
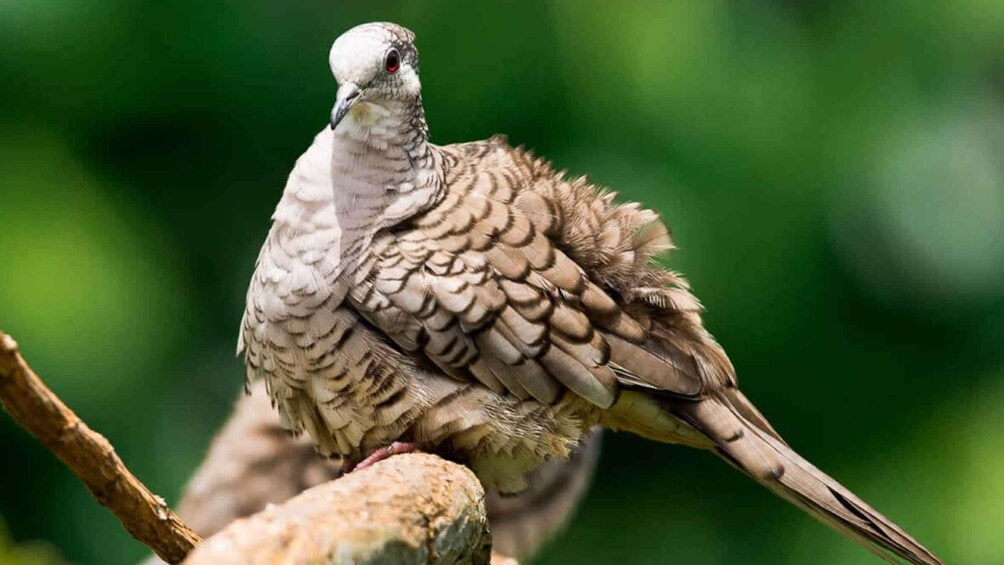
[349, 441, 418, 472]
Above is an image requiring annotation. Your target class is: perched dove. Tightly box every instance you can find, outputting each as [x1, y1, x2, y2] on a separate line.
[240, 22, 942, 564]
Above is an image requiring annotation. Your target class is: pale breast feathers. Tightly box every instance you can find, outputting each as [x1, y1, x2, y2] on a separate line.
[238, 190, 420, 457]
[348, 137, 735, 409]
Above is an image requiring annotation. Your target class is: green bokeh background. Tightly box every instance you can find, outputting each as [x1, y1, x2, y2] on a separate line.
[1, 1, 1002, 563]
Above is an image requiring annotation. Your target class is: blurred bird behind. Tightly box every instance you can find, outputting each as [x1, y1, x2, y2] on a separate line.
[1, 1, 1001, 564]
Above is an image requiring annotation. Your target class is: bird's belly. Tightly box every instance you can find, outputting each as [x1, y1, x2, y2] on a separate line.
[405, 384, 599, 494]
[262, 336, 597, 493]
[250, 301, 418, 459]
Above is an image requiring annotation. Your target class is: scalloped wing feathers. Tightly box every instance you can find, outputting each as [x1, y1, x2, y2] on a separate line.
[349, 136, 736, 413]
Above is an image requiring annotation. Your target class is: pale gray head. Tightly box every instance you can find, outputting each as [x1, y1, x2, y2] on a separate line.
[328, 22, 422, 132]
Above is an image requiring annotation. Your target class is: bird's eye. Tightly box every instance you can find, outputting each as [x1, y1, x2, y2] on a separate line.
[385, 49, 400, 73]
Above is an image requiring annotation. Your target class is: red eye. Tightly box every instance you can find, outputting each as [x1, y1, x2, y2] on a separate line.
[385, 49, 400, 73]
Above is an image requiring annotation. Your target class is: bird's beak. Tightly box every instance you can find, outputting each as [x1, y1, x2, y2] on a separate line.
[330, 83, 362, 131]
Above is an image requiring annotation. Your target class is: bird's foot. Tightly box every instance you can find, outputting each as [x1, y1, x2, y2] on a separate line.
[348, 442, 418, 473]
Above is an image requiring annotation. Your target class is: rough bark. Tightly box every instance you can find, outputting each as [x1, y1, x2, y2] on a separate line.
[0, 331, 201, 563]
[181, 453, 491, 565]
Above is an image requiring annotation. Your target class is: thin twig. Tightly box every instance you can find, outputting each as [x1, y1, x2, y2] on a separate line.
[0, 330, 200, 564]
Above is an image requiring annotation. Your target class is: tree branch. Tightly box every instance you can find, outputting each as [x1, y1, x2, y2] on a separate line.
[182, 453, 491, 565]
[0, 330, 201, 564]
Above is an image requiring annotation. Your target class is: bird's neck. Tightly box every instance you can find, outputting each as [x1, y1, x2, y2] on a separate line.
[325, 97, 443, 265]
[272, 99, 442, 287]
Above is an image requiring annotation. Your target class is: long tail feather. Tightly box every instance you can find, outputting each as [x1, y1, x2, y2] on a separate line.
[672, 395, 942, 565]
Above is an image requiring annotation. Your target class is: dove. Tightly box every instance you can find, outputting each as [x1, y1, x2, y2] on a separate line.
[239, 21, 942, 564]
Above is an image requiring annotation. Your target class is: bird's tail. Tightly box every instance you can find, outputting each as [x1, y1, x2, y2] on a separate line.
[668, 391, 942, 565]
[603, 390, 942, 564]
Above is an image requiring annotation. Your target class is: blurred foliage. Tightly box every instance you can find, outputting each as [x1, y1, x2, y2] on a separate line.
[0, 519, 63, 565]
[0, 1, 1001, 564]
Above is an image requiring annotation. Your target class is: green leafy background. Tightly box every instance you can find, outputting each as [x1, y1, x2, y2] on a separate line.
[1, 1, 1001, 563]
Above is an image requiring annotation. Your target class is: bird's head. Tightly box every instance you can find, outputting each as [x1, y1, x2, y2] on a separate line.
[328, 22, 421, 132]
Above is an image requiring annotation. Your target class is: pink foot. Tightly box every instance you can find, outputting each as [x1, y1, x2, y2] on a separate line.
[350, 442, 418, 472]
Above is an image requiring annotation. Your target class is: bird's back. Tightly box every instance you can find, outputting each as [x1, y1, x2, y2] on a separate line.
[421, 135, 738, 396]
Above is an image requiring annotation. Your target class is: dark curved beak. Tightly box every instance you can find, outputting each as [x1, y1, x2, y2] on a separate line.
[330, 83, 362, 131]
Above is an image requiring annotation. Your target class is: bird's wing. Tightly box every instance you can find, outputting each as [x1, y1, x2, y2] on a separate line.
[347, 138, 733, 408]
